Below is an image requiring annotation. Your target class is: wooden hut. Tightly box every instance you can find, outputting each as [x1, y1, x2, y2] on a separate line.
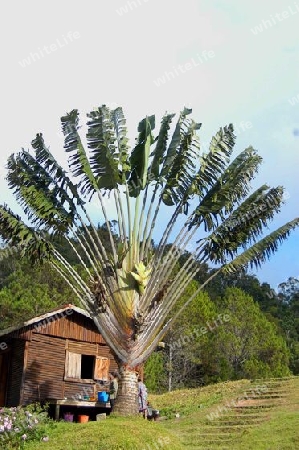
[0, 304, 120, 419]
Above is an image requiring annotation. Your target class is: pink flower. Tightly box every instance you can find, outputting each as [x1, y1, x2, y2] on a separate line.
[21, 434, 27, 440]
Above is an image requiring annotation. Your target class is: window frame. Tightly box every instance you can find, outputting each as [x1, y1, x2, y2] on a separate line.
[64, 351, 110, 383]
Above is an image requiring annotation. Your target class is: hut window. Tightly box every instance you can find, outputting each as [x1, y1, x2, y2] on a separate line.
[81, 355, 95, 379]
[94, 356, 110, 381]
[64, 351, 110, 382]
[65, 351, 81, 379]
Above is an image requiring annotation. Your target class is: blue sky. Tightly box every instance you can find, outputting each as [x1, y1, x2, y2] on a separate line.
[0, 0, 298, 289]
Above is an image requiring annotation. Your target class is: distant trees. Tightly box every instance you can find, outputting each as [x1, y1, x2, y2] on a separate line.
[213, 288, 290, 379]
[0, 223, 114, 329]
[277, 277, 299, 374]
[145, 285, 290, 391]
[0, 257, 76, 329]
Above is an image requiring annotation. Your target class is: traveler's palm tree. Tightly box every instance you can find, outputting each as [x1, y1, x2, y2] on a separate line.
[0, 106, 298, 415]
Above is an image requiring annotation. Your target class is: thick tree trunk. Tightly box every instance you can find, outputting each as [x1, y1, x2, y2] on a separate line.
[113, 365, 139, 416]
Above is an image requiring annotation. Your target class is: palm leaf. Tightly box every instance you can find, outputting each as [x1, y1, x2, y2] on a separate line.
[6, 151, 75, 233]
[32, 133, 84, 206]
[61, 109, 98, 198]
[199, 185, 285, 264]
[0, 205, 54, 262]
[196, 124, 235, 195]
[148, 112, 176, 180]
[189, 147, 262, 231]
[111, 106, 131, 182]
[160, 107, 192, 178]
[86, 105, 121, 190]
[128, 115, 155, 197]
[162, 117, 201, 208]
[223, 219, 299, 273]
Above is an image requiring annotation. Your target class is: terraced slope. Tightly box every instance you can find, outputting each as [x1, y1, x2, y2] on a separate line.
[158, 377, 299, 450]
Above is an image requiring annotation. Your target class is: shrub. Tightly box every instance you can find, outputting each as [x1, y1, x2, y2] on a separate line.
[0, 403, 54, 449]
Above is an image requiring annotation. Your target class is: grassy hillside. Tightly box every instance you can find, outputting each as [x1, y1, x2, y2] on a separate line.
[152, 376, 299, 449]
[23, 377, 299, 450]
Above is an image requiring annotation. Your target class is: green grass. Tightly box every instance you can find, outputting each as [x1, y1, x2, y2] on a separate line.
[23, 377, 299, 450]
[149, 379, 251, 417]
[153, 377, 299, 449]
[23, 416, 184, 450]
[230, 411, 299, 450]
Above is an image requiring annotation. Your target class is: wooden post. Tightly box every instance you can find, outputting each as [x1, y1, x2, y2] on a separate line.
[55, 403, 60, 421]
[19, 341, 29, 405]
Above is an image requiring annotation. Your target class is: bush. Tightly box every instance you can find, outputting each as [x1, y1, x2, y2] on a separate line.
[144, 351, 168, 393]
[0, 403, 55, 449]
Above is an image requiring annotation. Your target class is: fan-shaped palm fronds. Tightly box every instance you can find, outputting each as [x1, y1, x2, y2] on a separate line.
[0, 105, 298, 415]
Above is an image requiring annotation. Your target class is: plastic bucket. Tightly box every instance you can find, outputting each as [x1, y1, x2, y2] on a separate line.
[98, 391, 109, 402]
[63, 413, 74, 422]
[78, 415, 89, 423]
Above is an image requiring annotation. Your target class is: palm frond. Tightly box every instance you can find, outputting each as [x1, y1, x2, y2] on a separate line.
[111, 106, 131, 182]
[223, 218, 299, 273]
[162, 117, 201, 208]
[160, 107, 192, 178]
[199, 185, 285, 264]
[0, 205, 33, 245]
[6, 151, 75, 233]
[189, 147, 262, 231]
[86, 105, 121, 190]
[61, 109, 97, 198]
[32, 133, 84, 206]
[0, 204, 54, 263]
[128, 115, 155, 197]
[149, 112, 176, 180]
[196, 124, 235, 195]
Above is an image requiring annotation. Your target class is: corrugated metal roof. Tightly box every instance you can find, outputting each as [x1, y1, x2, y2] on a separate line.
[0, 304, 91, 338]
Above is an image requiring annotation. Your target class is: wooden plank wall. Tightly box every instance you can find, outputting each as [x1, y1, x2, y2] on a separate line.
[22, 333, 118, 404]
[23, 334, 66, 404]
[32, 313, 105, 344]
[64, 339, 117, 399]
[6, 340, 25, 407]
[4, 312, 105, 344]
